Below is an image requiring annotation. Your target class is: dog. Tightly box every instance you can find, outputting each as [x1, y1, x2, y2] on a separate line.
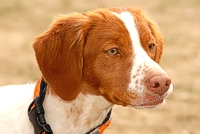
[0, 7, 173, 134]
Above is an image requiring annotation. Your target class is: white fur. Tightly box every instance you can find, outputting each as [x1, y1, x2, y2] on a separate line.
[113, 12, 173, 105]
[44, 91, 112, 134]
[0, 10, 173, 134]
[0, 84, 35, 133]
[0, 84, 112, 134]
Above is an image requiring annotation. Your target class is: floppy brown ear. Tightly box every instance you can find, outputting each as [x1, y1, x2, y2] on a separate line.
[33, 13, 90, 100]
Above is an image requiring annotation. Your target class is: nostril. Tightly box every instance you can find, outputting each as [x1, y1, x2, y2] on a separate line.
[154, 82, 160, 88]
[146, 75, 171, 95]
[165, 79, 171, 87]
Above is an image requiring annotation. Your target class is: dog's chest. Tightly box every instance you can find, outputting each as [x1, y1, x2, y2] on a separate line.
[43, 92, 112, 134]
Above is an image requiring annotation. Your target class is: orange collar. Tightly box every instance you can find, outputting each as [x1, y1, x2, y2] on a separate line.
[28, 78, 53, 134]
[33, 77, 43, 99]
[86, 114, 112, 134]
[29, 78, 111, 134]
[99, 120, 111, 134]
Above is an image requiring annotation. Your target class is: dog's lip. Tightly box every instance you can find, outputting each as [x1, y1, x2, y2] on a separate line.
[132, 97, 164, 109]
[115, 89, 170, 108]
[140, 97, 164, 107]
[128, 91, 168, 109]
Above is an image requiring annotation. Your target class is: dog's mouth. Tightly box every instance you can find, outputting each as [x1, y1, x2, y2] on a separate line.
[128, 90, 170, 109]
[105, 84, 172, 108]
[133, 97, 165, 109]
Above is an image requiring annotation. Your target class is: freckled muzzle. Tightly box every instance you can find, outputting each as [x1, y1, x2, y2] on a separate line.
[133, 74, 173, 109]
[127, 63, 173, 109]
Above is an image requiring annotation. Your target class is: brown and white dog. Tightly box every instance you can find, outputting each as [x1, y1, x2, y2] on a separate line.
[0, 7, 173, 134]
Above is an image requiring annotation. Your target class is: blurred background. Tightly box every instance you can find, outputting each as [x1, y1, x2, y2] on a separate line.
[0, 0, 200, 133]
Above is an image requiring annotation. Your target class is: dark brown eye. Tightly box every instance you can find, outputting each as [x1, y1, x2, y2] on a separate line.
[148, 43, 155, 52]
[108, 48, 119, 55]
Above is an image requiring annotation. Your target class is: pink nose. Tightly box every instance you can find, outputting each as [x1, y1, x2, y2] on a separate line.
[146, 75, 171, 95]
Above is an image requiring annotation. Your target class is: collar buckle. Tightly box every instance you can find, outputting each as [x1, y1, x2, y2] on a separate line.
[28, 78, 53, 134]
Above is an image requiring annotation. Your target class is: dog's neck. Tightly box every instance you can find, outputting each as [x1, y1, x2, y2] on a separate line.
[42, 88, 113, 134]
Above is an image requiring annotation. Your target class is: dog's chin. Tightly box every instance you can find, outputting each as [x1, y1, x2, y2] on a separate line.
[128, 86, 173, 109]
[126, 92, 169, 109]
[132, 98, 165, 109]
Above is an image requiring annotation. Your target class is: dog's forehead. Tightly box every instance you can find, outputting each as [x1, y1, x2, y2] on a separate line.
[112, 12, 141, 48]
[84, 8, 157, 62]
[111, 11, 151, 57]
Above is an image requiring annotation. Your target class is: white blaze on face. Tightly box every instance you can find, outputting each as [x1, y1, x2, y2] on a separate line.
[113, 12, 168, 94]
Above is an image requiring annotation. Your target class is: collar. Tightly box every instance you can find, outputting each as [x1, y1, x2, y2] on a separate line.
[28, 78, 112, 134]
[85, 110, 112, 134]
[28, 77, 53, 134]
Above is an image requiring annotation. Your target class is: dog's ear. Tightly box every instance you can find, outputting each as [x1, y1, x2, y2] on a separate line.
[33, 14, 90, 100]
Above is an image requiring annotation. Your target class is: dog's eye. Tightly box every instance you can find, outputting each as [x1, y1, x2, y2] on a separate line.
[108, 48, 119, 55]
[148, 43, 155, 52]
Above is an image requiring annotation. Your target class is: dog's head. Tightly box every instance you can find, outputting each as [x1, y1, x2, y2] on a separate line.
[33, 7, 173, 109]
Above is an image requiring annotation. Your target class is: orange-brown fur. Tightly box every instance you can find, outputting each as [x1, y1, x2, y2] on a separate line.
[33, 7, 163, 103]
